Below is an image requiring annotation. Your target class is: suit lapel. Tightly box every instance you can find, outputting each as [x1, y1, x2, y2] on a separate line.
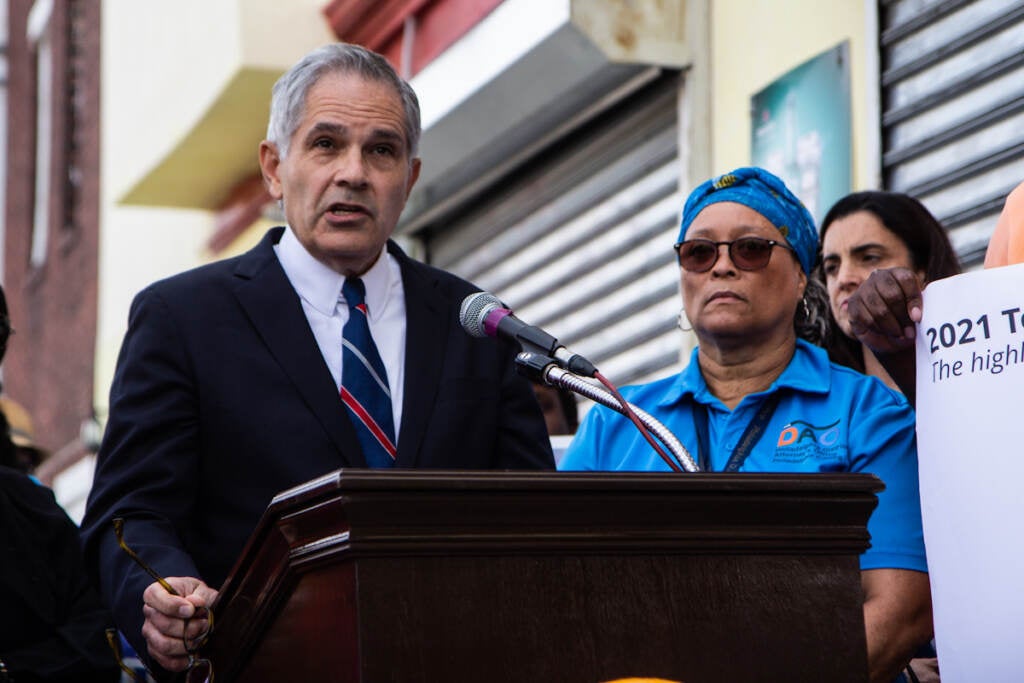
[231, 228, 367, 467]
[392, 244, 446, 467]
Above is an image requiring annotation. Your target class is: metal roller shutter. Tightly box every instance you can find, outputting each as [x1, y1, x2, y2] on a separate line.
[880, 0, 1024, 265]
[422, 74, 687, 389]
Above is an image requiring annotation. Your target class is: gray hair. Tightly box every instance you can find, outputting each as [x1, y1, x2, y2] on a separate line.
[266, 43, 422, 159]
[795, 276, 830, 346]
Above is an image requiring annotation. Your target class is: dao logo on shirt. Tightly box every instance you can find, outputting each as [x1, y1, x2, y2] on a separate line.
[774, 419, 843, 463]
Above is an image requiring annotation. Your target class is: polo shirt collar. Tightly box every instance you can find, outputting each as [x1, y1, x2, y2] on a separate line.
[657, 339, 832, 408]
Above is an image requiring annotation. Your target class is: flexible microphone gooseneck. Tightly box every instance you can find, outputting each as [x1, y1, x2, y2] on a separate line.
[459, 292, 696, 472]
[515, 351, 699, 473]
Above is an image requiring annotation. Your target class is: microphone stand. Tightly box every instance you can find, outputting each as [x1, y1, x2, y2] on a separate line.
[516, 352, 700, 473]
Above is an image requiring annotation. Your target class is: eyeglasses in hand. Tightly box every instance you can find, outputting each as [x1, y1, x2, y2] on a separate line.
[110, 517, 215, 683]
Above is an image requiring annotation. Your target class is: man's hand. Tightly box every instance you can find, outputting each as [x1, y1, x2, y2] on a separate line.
[847, 267, 924, 355]
[141, 577, 219, 672]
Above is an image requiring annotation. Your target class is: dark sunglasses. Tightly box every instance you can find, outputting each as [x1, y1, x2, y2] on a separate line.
[673, 236, 796, 273]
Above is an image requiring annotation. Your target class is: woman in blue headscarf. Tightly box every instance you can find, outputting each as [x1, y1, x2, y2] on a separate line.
[560, 167, 933, 683]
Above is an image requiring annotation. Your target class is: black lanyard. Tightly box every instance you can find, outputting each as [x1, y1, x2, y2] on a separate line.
[693, 392, 782, 472]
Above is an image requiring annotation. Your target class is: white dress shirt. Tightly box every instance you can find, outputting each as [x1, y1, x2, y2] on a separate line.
[274, 227, 406, 437]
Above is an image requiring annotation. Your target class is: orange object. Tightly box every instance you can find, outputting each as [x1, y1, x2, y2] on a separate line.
[984, 180, 1024, 268]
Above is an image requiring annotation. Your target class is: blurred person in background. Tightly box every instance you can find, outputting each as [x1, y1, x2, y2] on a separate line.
[533, 381, 579, 465]
[845, 180, 1022, 402]
[0, 396, 50, 476]
[533, 382, 578, 436]
[817, 191, 958, 682]
[817, 191, 961, 404]
[0, 284, 119, 683]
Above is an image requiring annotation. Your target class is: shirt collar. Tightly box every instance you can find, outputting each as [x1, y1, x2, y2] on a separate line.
[275, 226, 392, 318]
[658, 339, 832, 408]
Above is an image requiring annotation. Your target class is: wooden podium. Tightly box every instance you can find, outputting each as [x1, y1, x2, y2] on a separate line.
[199, 470, 879, 682]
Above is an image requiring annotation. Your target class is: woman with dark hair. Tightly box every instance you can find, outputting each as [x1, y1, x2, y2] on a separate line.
[818, 191, 961, 392]
[818, 193, 958, 682]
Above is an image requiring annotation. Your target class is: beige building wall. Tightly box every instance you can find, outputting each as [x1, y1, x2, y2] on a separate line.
[97, 1, 218, 423]
[96, 0, 333, 418]
[709, 0, 875, 189]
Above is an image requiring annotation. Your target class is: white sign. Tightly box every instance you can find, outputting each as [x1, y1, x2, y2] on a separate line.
[916, 263, 1024, 682]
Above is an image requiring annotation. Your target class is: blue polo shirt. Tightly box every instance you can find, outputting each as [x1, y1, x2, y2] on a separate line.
[560, 339, 926, 572]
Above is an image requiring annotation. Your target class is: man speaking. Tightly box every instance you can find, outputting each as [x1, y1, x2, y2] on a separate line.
[81, 43, 553, 675]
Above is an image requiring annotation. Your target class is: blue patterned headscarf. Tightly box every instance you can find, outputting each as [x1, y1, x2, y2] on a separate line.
[678, 167, 818, 274]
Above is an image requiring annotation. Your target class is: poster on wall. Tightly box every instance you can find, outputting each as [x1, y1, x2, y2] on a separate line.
[750, 42, 851, 225]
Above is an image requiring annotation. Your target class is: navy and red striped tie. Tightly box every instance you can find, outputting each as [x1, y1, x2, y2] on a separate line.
[340, 278, 396, 467]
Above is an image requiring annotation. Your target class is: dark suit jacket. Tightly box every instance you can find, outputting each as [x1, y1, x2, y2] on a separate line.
[80, 227, 553, 662]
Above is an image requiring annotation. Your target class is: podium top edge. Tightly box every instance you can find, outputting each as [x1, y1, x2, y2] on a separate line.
[271, 469, 883, 507]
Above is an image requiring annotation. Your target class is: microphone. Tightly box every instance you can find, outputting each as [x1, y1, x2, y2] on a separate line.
[460, 292, 596, 376]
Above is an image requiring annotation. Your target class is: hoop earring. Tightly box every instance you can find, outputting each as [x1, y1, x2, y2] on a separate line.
[677, 309, 693, 332]
[801, 297, 810, 321]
